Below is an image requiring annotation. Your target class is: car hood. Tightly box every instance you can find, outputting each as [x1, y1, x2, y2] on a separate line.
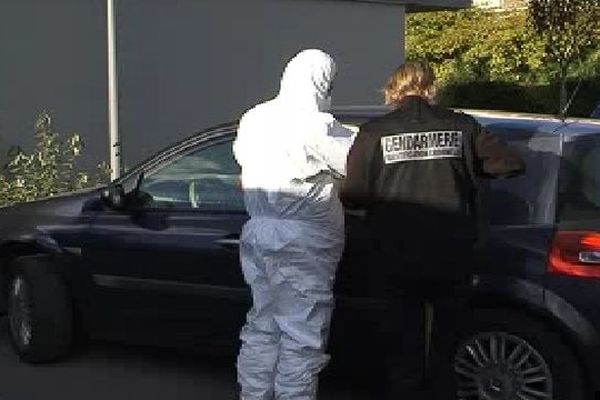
[0, 187, 103, 243]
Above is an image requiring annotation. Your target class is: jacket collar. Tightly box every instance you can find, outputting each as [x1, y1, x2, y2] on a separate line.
[387, 95, 432, 119]
[396, 95, 431, 110]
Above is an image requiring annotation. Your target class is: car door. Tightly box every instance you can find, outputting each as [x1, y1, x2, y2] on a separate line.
[84, 135, 250, 345]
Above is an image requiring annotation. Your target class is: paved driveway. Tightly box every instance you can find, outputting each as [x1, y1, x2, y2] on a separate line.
[0, 317, 372, 400]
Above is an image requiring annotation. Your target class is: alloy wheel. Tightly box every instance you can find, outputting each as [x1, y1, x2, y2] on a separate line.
[454, 332, 553, 400]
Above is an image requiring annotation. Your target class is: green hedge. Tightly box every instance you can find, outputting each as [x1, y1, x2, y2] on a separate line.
[439, 79, 600, 117]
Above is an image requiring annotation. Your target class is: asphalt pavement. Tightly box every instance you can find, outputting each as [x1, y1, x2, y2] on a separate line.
[0, 317, 372, 400]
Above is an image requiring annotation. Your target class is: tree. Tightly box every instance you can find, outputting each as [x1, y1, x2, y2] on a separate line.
[407, 9, 547, 85]
[528, 0, 600, 115]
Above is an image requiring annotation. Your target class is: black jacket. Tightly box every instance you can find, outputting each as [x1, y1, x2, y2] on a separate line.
[341, 96, 525, 240]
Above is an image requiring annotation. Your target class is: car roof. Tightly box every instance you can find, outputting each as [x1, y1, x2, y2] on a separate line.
[333, 105, 600, 138]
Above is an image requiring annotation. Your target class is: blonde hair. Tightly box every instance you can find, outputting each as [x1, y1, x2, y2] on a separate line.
[384, 61, 437, 106]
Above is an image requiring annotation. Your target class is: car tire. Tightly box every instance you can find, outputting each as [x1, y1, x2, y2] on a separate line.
[7, 255, 73, 363]
[454, 308, 587, 400]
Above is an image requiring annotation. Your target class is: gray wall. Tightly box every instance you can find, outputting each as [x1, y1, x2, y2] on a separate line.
[0, 0, 107, 170]
[0, 0, 405, 172]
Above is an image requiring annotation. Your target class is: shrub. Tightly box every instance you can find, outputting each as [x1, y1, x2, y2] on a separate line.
[0, 111, 110, 207]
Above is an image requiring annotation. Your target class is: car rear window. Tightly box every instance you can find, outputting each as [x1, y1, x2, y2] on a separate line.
[481, 126, 560, 226]
[558, 135, 600, 221]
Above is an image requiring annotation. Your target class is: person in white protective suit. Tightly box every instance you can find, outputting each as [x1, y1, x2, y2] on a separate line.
[233, 49, 356, 400]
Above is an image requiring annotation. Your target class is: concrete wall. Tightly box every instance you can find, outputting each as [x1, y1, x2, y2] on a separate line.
[0, 0, 404, 171]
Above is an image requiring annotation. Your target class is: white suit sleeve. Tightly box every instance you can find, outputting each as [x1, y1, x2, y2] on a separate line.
[304, 120, 356, 177]
[233, 115, 249, 167]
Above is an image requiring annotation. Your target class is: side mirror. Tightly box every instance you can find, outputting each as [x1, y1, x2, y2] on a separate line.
[100, 184, 126, 210]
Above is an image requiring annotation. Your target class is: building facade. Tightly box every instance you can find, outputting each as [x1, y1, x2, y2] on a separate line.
[0, 0, 469, 171]
[472, 0, 527, 9]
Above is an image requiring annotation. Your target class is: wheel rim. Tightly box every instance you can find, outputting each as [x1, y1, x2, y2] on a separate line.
[454, 332, 553, 400]
[8, 276, 33, 348]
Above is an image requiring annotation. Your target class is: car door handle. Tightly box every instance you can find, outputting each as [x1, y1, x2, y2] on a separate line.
[216, 238, 240, 249]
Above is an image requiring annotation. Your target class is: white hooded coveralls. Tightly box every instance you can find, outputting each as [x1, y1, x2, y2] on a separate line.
[233, 49, 355, 400]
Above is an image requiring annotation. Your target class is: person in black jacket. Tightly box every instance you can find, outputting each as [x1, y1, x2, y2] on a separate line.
[340, 61, 525, 400]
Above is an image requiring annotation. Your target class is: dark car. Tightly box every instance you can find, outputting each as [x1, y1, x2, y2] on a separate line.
[1, 108, 600, 400]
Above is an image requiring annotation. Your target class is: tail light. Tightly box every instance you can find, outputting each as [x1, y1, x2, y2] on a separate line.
[548, 231, 600, 279]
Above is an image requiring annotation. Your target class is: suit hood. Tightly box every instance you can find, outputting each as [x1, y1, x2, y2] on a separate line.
[277, 49, 336, 112]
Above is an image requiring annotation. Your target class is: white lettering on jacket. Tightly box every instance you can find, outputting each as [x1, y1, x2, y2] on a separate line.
[381, 131, 463, 164]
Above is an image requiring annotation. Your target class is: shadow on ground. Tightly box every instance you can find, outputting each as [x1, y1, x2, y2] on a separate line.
[0, 317, 372, 400]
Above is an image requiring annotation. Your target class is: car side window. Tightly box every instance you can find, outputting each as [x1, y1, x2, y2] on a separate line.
[482, 127, 560, 226]
[137, 140, 244, 212]
[558, 136, 600, 221]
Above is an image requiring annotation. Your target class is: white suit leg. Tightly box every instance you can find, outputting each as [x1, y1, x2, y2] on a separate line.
[274, 288, 334, 400]
[269, 240, 339, 400]
[237, 240, 280, 400]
